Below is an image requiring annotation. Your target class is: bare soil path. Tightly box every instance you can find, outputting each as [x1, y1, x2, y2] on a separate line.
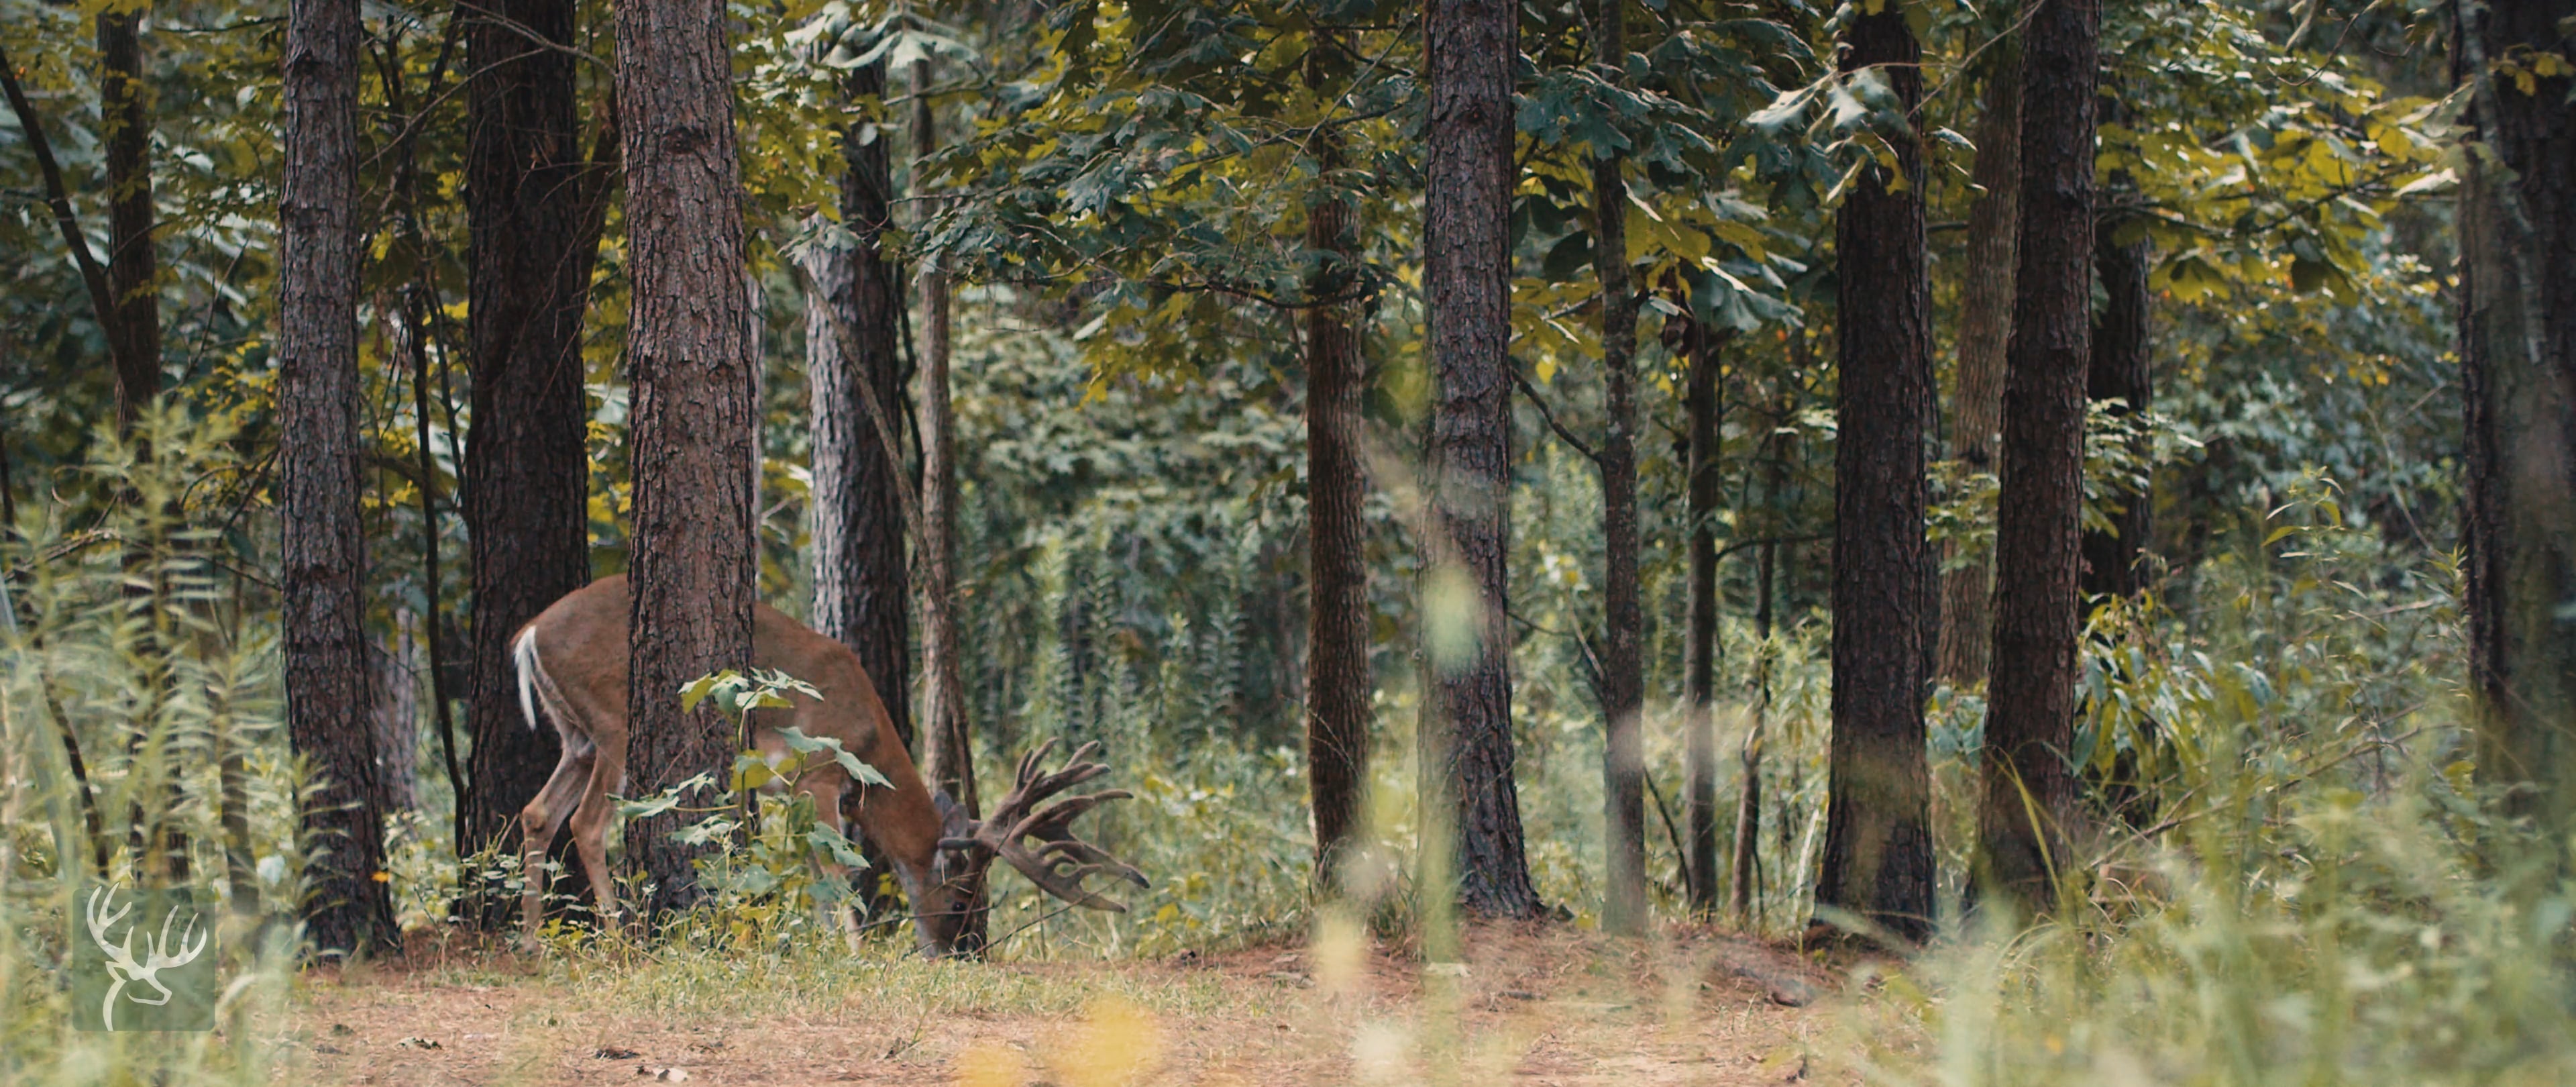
[287, 925, 1832, 1086]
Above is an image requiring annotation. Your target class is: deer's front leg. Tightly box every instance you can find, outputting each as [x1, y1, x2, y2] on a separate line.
[797, 776, 865, 953]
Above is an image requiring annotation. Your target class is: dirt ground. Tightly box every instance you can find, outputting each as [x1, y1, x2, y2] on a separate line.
[288, 925, 1835, 1086]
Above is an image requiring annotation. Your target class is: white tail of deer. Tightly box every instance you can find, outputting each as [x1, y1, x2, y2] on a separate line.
[509, 576, 1145, 955]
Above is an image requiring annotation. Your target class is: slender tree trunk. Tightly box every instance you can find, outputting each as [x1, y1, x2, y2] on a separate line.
[99, 9, 160, 427]
[1421, 0, 1541, 922]
[808, 60, 912, 749]
[909, 56, 983, 951]
[1680, 311, 1725, 915]
[280, 0, 396, 955]
[373, 617, 423, 813]
[1980, 0, 2098, 909]
[616, 0, 760, 921]
[2080, 213, 2152, 601]
[1732, 515, 1779, 925]
[912, 58, 973, 814]
[1591, 0, 1646, 938]
[2455, 0, 2576, 829]
[1935, 48, 2019, 686]
[1304, 126, 1371, 894]
[460, 0, 607, 927]
[1813, 3, 1936, 947]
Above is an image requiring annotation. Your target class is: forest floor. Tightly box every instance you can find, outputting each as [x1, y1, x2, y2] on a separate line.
[284, 923, 1841, 1086]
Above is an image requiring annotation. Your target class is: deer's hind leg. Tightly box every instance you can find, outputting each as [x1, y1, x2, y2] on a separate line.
[518, 735, 596, 948]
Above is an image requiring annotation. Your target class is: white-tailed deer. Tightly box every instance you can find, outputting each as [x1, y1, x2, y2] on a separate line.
[511, 575, 1145, 955]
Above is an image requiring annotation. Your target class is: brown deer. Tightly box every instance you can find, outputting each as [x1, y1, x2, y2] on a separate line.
[510, 575, 1144, 955]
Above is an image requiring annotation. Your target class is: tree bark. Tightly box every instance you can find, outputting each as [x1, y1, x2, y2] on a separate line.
[807, 60, 913, 754]
[1935, 48, 2019, 686]
[616, 0, 760, 920]
[1813, 4, 1937, 946]
[910, 56, 983, 949]
[1421, 0, 1542, 921]
[1304, 127, 1371, 895]
[1980, 0, 2097, 909]
[2080, 211, 2151, 601]
[99, 9, 161, 427]
[1680, 313, 1724, 915]
[460, 0, 608, 926]
[280, 0, 396, 955]
[1591, 0, 1646, 939]
[2456, 0, 2576, 830]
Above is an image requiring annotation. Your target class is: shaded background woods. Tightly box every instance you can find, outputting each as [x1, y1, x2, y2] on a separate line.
[0, 0, 2536, 992]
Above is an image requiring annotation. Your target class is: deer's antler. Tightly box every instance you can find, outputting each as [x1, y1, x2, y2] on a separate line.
[943, 739, 1149, 912]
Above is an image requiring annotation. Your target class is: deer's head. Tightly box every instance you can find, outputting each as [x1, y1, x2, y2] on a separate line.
[915, 739, 1148, 957]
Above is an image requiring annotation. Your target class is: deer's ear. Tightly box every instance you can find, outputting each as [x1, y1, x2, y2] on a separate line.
[932, 789, 973, 839]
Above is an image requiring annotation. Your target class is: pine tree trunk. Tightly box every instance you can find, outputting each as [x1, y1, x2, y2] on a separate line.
[616, 0, 760, 920]
[1681, 312, 1724, 915]
[461, 0, 607, 926]
[1592, 0, 1646, 938]
[1303, 127, 1371, 894]
[807, 60, 912, 750]
[1980, 0, 2097, 909]
[1814, 3, 1937, 946]
[280, 0, 396, 954]
[1421, 0, 1541, 921]
[1935, 49, 2019, 686]
[99, 9, 160, 427]
[913, 58, 974, 815]
[2456, 0, 2576, 829]
[2080, 215, 2152, 601]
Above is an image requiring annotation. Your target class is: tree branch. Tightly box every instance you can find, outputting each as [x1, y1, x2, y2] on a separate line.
[1512, 366, 1601, 464]
[0, 45, 123, 362]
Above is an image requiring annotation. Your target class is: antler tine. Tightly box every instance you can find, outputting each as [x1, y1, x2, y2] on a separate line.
[966, 741, 1149, 911]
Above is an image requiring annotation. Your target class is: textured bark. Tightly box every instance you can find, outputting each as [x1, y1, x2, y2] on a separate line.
[1304, 131, 1371, 894]
[99, 9, 160, 427]
[807, 60, 913, 756]
[280, 0, 396, 955]
[460, 0, 606, 925]
[2081, 214, 2152, 601]
[1980, 0, 2096, 909]
[1680, 313, 1724, 914]
[1421, 0, 1541, 921]
[914, 58, 974, 815]
[2456, 0, 2576, 829]
[1591, 0, 1646, 938]
[1935, 50, 2019, 686]
[1813, 4, 1937, 946]
[374, 619, 423, 813]
[616, 0, 760, 920]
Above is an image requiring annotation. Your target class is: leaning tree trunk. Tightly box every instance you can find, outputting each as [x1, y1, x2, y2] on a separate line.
[99, 8, 160, 427]
[1813, 1, 1937, 947]
[808, 59, 912, 752]
[2080, 210, 2152, 602]
[616, 0, 761, 921]
[461, 0, 608, 927]
[1591, 0, 1646, 938]
[1680, 311, 1725, 914]
[1979, 0, 2098, 910]
[1935, 46, 2019, 686]
[2456, 0, 2576, 831]
[1303, 123, 1372, 896]
[280, 0, 396, 955]
[1421, 0, 1542, 922]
